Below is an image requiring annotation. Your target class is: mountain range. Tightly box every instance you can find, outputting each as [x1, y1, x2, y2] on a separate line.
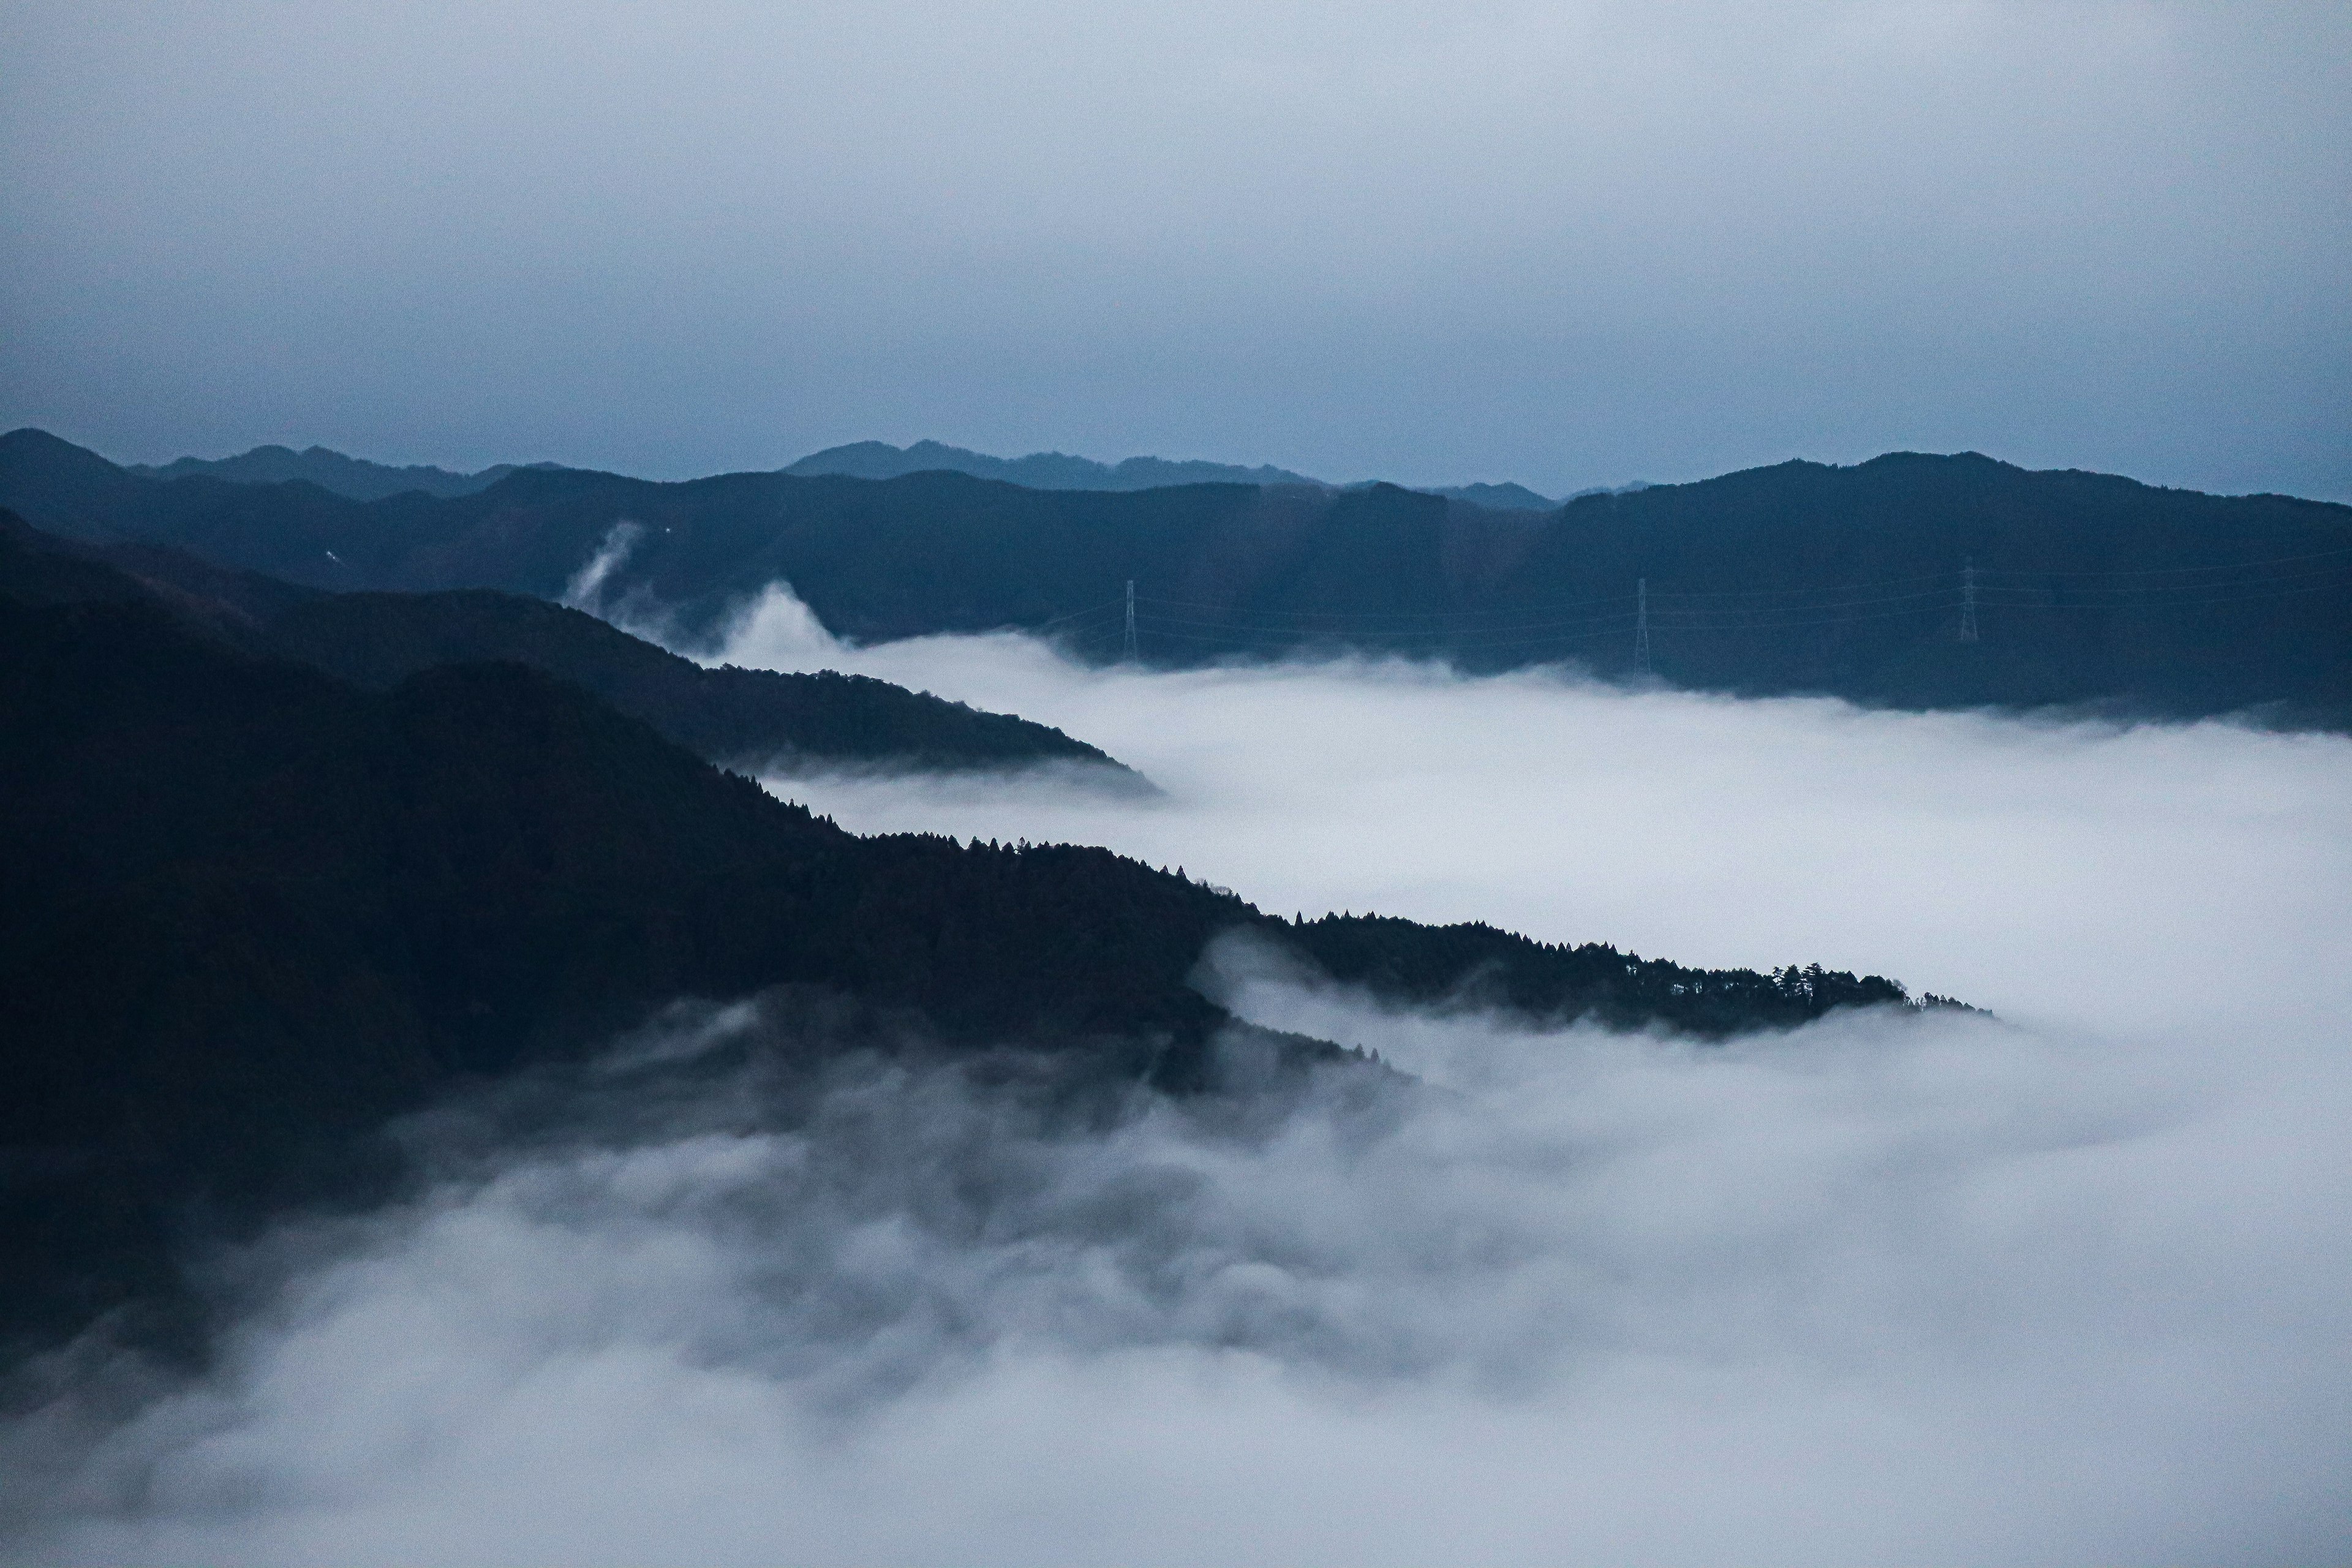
[782, 439, 1330, 494]
[134, 436, 1571, 510]
[7, 429, 2345, 728]
[785, 439, 1572, 510]
[127, 444, 545, 501]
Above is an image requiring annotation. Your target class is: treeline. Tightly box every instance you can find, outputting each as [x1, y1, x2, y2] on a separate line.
[1284, 914, 1965, 1034]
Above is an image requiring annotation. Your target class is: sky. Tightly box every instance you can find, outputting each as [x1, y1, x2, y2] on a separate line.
[9, 621, 2349, 1564]
[3, 1, 2347, 498]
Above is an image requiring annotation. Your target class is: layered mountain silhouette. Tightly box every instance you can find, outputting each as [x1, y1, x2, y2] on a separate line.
[786, 439, 1566, 507]
[129, 435, 1564, 510]
[783, 438, 1329, 492]
[1430, 480, 1560, 511]
[0, 510, 1134, 780]
[5, 428, 2346, 726]
[127, 443, 543, 500]
[1, 565, 1940, 1354]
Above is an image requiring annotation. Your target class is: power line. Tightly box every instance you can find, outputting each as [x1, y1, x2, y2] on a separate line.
[1133, 616, 1641, 650]
[1976, 576, 2352, 610]
[1040, 537, 2348, 666]
[1975, 564, 2352, 599]
[1131, 584, 1955, 637]
[1136, 608, 1638, 638]
[1648, 586, 1960, 617]
[1975, 544, 2352, 579]
[1642, 600, 1963, 633]
[1031, 601, 1125, 631]
[1137, 589, 1632, 621]
[1646, 571, 1954, 601]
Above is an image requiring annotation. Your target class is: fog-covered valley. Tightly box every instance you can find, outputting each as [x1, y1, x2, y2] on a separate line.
[10, 1, 2346, 1558]
[720, 584, 2351, 1036]
[9, 589, 2346, 1566]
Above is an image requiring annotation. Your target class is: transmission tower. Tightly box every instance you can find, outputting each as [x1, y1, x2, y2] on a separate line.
[1634, 577, 1651, 673]
[1959, 558, 1979, 643]
[1123, 579, 1137, 661]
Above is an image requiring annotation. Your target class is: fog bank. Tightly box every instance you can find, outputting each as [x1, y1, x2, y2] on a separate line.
[6, 600, 2348, 1565]
[720, 585, 2352, 1037]
[11, 993, 2345, 1564]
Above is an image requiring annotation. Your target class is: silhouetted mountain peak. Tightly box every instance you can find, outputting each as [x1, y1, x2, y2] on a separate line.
[1, 426, 128, 486]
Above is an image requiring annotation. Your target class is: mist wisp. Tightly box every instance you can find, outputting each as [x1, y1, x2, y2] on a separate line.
[5, 582, 2348, 1566]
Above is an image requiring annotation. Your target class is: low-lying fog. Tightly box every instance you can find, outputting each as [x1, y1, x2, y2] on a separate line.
[725, 586, 2350, 1040]
[6, 586, 2347, 1566]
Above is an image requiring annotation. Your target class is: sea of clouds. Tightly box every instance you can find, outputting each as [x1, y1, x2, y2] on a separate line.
[5, 586, 2348, 1566]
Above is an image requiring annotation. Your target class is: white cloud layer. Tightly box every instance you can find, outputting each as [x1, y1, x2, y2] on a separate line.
[721, 586, 2352, 1036]
[6, 605, 2348, 1566]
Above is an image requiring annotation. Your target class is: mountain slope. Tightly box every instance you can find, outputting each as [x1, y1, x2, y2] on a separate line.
[268, 589, 1141, 779]
[0, 511, 1137, 778]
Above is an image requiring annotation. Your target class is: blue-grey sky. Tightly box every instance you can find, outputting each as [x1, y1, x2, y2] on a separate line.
[4, 1, 2346, 497]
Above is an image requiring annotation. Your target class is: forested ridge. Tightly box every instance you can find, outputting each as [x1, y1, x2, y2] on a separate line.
[1289, 914, 1973, 1034]
[0, 510, 1133, 778]
[1, 589, 1950, 1357]
[4, 428, 2344, 726]
[268, 590, 1137, 779]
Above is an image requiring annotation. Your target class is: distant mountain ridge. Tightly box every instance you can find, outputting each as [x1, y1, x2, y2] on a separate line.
[783, 439, 1565, 509]
[5, 428, 2345, 728]
[783, 439, 1329, 492]
[116, 434, 1572, 511]
[1433, 480, 1561, 510]
[127, 444, 550, 501]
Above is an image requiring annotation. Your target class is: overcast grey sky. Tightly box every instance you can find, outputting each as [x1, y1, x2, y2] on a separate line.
[4, 1, 2346, 497]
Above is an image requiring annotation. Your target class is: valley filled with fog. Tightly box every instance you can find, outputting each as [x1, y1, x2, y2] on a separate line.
[722, 584, 2350, 1038]
[9, 586, 2348, 1567]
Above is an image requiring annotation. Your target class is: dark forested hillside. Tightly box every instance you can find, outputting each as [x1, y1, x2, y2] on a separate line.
[268, 590, 1138, 779]
[7, 428, 2342, 725]
[0, 511, 1136, 778]
[0, 595, 1945, 1354]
